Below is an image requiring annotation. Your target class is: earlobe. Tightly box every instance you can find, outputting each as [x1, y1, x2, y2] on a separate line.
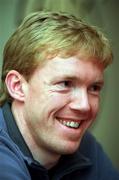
[5, 70, 26, 102]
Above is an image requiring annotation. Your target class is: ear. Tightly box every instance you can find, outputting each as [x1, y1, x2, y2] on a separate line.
[5, 70, 27, 102]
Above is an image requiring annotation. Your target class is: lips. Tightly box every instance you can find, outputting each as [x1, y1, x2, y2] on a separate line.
[56, 117, 83, 129]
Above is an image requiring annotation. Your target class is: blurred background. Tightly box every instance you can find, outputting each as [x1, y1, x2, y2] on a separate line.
[0, 0, 119, 169]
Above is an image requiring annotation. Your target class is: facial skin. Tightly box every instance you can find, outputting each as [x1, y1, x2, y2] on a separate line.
[8, 56, 104, 169]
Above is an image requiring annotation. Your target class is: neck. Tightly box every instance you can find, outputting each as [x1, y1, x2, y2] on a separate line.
[11, 101, 60, 169]
[31, 145, 60, 169]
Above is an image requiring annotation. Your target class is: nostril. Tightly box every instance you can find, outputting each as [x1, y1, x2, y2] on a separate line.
[69, 98, 90, 112]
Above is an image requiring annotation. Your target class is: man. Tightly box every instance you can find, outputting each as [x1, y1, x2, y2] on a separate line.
[0, 11, 118, 179]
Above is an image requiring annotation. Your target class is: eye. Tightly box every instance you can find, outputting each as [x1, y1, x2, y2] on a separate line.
[60, 80, 73, 87]
[88, 84, 103, 95]
[58, 80, 73, 88]
[54, 80, 73, 91]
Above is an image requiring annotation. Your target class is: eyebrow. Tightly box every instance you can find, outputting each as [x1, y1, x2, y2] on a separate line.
[53, 75, 78, 81]
[92, 81, 104, 87]
[55, 74, 104, 82]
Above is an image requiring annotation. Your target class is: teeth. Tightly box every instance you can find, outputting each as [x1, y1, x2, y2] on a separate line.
[59, 120, 80, 128]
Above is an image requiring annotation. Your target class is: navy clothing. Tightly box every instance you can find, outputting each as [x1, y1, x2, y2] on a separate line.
[0, 103, 119, 180]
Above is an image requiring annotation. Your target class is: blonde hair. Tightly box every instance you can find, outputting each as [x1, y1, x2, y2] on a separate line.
[0, 11, 113, 106]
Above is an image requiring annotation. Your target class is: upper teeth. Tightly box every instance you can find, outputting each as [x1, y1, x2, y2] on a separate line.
[59, 120, 80, 128]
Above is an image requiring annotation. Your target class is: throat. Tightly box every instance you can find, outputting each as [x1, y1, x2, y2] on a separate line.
[30, 143, 61, 170]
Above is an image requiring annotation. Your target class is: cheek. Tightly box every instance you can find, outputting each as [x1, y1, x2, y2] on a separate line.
[49, 92, 71, 107]
[91, 98, 100, 118]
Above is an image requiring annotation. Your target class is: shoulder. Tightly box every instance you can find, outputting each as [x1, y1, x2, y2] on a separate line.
[0, 129, 31, 179]
[79, 131, 119, 179]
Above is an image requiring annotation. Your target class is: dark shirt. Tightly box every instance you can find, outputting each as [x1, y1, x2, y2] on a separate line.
[0, 102, 119, 179]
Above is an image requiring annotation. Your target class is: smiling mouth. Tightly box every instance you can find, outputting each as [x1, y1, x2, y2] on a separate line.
[56, 118, 82, 129]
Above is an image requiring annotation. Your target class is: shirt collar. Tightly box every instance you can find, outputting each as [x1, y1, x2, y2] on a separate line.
[49, 149, 92, 179]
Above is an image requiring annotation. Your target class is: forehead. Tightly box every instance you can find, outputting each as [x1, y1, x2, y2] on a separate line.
[34, 56, 104, 82]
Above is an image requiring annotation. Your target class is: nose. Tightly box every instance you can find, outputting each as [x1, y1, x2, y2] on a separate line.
[69, 88, 91, 112]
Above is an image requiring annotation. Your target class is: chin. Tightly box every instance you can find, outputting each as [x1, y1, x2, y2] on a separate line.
[59, 141, 81, 155]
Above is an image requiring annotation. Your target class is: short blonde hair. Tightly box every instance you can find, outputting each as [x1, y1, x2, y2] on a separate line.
[0, 11, 113, 105]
